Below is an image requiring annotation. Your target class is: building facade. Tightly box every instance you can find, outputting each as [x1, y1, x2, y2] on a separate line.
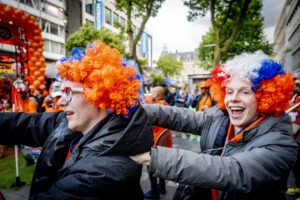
[81, 0, 153, 66]
[159, 46, 211, 93]
[274, 0, 300, 75]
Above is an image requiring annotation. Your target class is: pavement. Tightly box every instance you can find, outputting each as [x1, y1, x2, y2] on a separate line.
[0, 133, 200, 200]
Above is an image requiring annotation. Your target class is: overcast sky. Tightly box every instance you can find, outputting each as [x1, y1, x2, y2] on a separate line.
[146, 0, 285, 61]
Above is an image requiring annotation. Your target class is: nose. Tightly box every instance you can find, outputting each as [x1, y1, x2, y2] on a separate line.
[229, 91, 240, 102]
[57, 96, 67, 107]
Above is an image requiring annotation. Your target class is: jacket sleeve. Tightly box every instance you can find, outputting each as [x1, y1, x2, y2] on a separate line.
[0, 112, 64, 147]
[149, 120, 298, 192]
[142, 104, 207, 134]
[29, 156, 142, 200]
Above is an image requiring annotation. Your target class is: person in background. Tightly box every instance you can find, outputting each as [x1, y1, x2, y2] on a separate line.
[0, 41, 153, 199]
[188, 84, 200, 110]
[144, 86, 173, 200]
[174, 95, 188, 108]
[33, 88, 45, 112]
[131, 51, 298, 200]
[191, 80, 215, 112]
[13, 80, 38, 166]
[0, 98, 12, 158]
[43, 81, 62, 112]
[158, 83, 175, 106]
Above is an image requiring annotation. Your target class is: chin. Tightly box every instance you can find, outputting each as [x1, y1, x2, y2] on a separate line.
[67, 122, 76, 131]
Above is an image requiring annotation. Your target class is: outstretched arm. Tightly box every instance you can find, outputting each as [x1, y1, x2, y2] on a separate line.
[142, 104, 207, 134]
[0, 112, 64, 147]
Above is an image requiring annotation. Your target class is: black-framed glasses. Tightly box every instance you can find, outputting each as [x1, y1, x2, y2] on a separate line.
[61, 87, 84, 103]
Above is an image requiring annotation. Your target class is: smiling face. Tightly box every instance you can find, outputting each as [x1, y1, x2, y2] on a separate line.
[57, 80, 107, 134]
[224, 75, 258, 133]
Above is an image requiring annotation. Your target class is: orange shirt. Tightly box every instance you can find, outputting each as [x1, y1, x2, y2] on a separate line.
[22, 98, 38, 113]
[197, 95, 213, 112]
[152, 100, 172, 148]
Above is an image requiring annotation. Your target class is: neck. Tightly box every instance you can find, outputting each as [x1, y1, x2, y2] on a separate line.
[82, 110, 108, 135]
[233, 115, 261, 135]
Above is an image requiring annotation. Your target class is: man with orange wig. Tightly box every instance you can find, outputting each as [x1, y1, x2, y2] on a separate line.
[132, 51, 298, 200]
[0, 41, 153, 199]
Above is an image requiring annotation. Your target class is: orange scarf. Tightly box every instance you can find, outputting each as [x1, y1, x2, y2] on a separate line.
[225, 115, 266, 144]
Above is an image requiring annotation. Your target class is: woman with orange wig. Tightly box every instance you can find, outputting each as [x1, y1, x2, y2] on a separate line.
[0, 41, 153, 199]
[132, 51, 298, 200]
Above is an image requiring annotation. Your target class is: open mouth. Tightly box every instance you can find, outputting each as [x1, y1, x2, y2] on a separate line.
[229, 106, 245, 118]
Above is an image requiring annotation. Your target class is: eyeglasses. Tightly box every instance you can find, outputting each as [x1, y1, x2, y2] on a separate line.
[61, 87, 84, 103]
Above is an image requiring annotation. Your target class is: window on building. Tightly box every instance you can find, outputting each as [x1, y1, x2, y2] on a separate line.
[85, 0, 94, 16]
[19, 0, 33, 8]
[60, 43, 65, 55]
[44, 39, 51, 52]
[105, 7, 112, 25]
[41, 19, 50, 33]
[120, 17, 125, 27]
[41, 19, 64, 38]
[113, 12, 119, 28]
[58, 25, 65, 37]
[52, 41, 60, 54]
[50, 23, 59, 35]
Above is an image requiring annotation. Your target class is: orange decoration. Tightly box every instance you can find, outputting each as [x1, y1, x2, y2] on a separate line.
[0, 3, 46, 93]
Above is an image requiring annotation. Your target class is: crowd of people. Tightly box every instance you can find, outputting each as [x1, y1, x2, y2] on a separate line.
[0, 42, 299, 200]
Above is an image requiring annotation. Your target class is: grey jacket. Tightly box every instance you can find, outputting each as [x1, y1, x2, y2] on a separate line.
[142, 104, 298, 200]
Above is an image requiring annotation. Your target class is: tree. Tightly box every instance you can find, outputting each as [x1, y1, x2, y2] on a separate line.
[184, 0, 266, 66]
[149, 73, 164, 86]
[115, 0, 165, 74]
[66, 23, 126, 55]
[156, 55, 183, 77]
[198, 0, 272, 68]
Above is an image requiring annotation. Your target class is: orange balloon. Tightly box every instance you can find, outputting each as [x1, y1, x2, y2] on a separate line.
[28, 48, 35, 53]
[39, 85, 46, 90]
[38, 76, 44, 81]
[29, 85, 36, 91]
[38, 68, 45, 73]
[33, 80, 40, 87]
[4, 6, 14, 14]
[34, 71, 41, 77]
[30, 56, 37, 62]
[35, 61, 42, 67]
[33, 29, 41, 34]
[32, 43, 40, 48]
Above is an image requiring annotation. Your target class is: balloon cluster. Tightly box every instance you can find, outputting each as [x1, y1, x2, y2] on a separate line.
[0, 3, 46, 92]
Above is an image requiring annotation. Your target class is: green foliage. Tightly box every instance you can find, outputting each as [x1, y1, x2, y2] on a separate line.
[115, 0, 165, 74]
[150, 73, 164, 86]
[66, 23, 126, 55]
[187, 0, 272, 68]
[115, 0, 164, 18]
[0, 153, 35, 189]
[156, 55, 183, 77]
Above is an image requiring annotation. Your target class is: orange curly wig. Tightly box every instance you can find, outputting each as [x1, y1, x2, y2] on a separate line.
[56, 41, 140, 115]
[210, 52, 294, 116]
